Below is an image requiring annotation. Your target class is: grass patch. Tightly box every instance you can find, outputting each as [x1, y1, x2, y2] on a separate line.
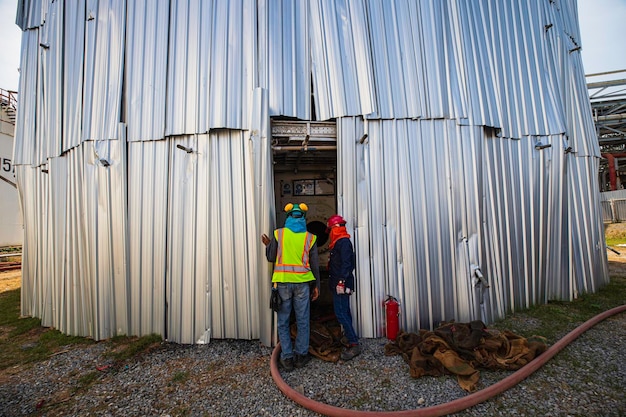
[490, 276, 626, 343]
[604, 223, 626, 247]
[0, 288, 161, 372]
[605, 237, 626, 247]
[106, 333, 163, 362]
[171, 370, 190, 384]
[0, 289, 94, 371]
[75, 371, 101, 392]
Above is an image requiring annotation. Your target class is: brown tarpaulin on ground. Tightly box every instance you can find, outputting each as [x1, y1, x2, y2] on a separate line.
[384, 320, 548, 392]
[291, 320, 346, 363]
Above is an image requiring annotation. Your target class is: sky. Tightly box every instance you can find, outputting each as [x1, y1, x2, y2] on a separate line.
[0, 0, 625, 92]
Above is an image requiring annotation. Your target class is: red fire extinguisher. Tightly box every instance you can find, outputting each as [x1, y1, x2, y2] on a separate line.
[384, 296, 400, 341]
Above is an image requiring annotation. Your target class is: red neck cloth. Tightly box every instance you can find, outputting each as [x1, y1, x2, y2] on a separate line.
[329, 226, 351, 249]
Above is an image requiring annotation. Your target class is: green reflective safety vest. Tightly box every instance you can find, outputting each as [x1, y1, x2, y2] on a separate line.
[272, 228, 317, 283]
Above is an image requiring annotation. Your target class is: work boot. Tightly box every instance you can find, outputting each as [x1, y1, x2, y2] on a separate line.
[294, 353, 311, 368]
[279, 356, 294, 372]
[340, 344, 361, 361]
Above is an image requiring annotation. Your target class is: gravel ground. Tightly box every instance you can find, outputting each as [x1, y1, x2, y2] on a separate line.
[0, 311, 624, 417]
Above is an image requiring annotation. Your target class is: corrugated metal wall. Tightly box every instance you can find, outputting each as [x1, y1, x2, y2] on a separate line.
[13, 0, 607, 345]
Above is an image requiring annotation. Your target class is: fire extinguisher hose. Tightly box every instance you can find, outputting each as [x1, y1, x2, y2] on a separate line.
[269, 304, 626, 417]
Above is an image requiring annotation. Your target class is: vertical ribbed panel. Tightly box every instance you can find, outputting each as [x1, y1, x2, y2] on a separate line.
[82, 0, 125, 141]
[63, 1, 86, 151]
[483, 1, 561, 137]
[19, 138, 130, 340]
[569, 155, 610, 293]
[483, 134, 565, 314]
[165, 131, 262, 343]
[83, 132, 129, 340]
[39, 1, 62, 161]
[309, 0, 375, 120]
[15, 0, 46, 31]
[454, 1, 501, 128]
[62, 148, 94, 338]
[258, 0, 310, 119]
[47, 156, 67, 329]
[13, 29, 39, 166]
[250, 88, 276, 347]
[338, 118, 488, 337]
[15, 165, 49, 319]
[542, 0, 598, 158]
[166, 0, 254, 135]
[126, 1, 169, 141]
[339, 116, 606, 337]
[127, 140, 168, 338]
[165, 134, 211, 344]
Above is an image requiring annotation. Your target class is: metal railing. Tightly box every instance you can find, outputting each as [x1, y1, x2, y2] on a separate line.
[0, 88, 18, 111]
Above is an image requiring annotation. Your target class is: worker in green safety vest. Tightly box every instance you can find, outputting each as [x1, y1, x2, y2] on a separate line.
[262, 202, 320, 372]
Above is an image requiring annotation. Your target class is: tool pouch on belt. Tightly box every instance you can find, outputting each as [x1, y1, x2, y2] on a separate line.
[270, 283, 282, 312]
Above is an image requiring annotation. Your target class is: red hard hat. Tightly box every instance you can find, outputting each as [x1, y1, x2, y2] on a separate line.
[326, 214, 346, 231]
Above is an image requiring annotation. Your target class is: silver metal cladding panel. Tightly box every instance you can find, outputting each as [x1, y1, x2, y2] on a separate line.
[127, 140, 169, 339]
[250, 88, 275, 347]
[309, 0, 375, 120]
[125, 1, 169, 142]
[482, 134, 572, 313]
[84, 135, 129, 340]
[166, 0, 209, 135]
[20, 149, 96, 338]
[261, 0, 310, 119]
[166, 0, 254, 135]
[15, 0, 46, 31]
[63, 1, 86, 152]
[39, 1, 62, 162]
[47, 157, 67, 329]
[542, 0, 599, 158]
[165, 131, 263, 343]
[82, 0, 125, 141]
[568, 156, 610, 293]
[20, 138, 132, 340]
[15, 165, 44, 318]
[339, 116, 605, 337]
[14, 28, 39, 166]
[338, 118, 489, 337]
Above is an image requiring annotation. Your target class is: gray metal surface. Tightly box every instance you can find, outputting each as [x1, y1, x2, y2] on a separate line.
[13, 0, 607, 344]
[82, 0, 125, 141]
[13, 29, 38, 166]
[125, 1, 169, 141]
[63, 1, 86, 151]
[166, 0, 255, 135]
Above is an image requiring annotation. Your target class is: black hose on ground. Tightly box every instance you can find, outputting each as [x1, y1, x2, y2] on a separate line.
[270, 305, 626, 417]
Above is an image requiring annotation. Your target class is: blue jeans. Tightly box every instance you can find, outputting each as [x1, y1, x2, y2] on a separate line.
[333, 293, 358, 345]
[276, 282, 310, 360]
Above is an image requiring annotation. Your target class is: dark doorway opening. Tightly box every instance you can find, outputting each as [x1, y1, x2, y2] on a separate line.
[270, 119, 337, 318]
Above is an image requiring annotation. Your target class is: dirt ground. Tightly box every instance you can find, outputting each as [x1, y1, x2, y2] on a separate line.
[0, 271, 20, 293]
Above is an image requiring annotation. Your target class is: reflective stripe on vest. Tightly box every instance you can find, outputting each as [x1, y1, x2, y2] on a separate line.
[272, 228, 316, 283]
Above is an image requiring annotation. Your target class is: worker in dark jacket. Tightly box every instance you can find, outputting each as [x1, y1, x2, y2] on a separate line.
[326, 214, 360, 360]
[262, 203, 320, 372]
